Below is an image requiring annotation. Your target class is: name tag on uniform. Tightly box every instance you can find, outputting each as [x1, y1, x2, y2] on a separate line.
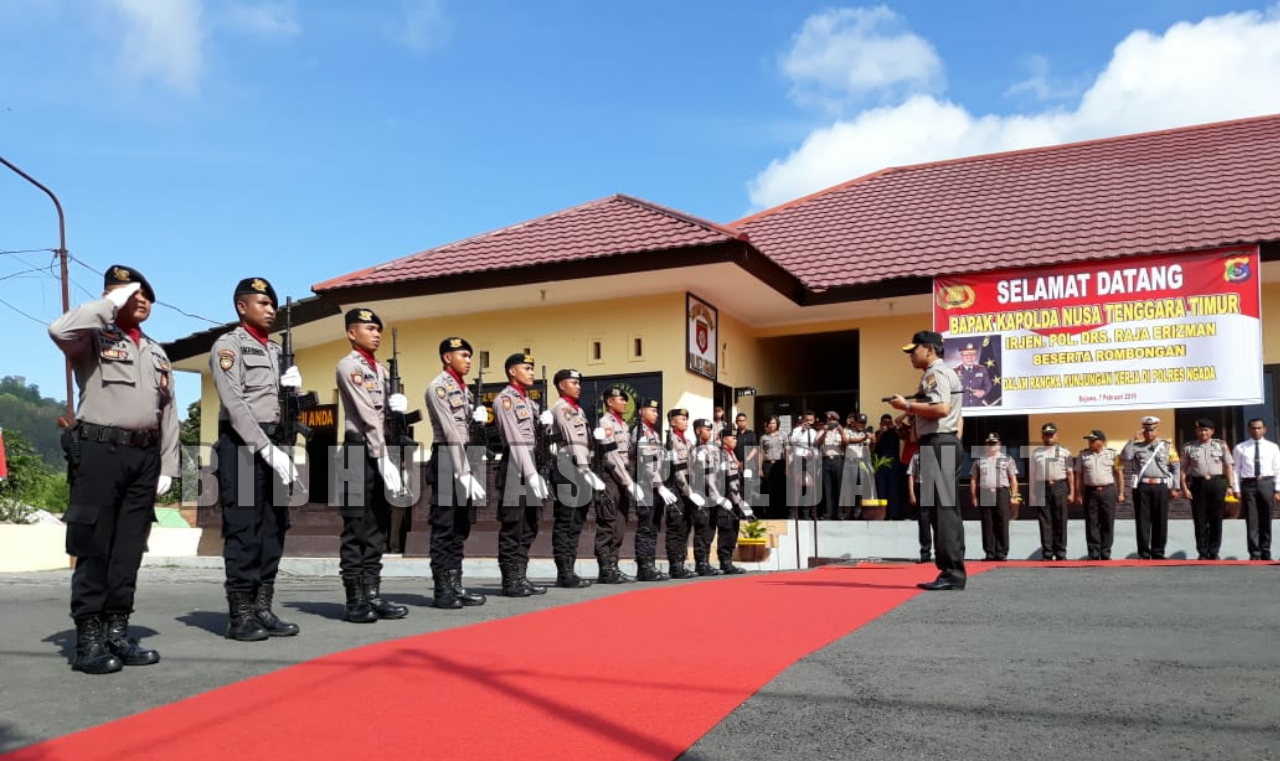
[515, 404, 531, 420]
[446, 390, 464, 408]
[241, 346, 266, 356]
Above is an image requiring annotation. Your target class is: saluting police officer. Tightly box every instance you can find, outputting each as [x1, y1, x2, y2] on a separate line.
[1121, 415, 1181, 560]
[1030, 423, 1075, 561]
[210, 277, 305, 642]
[971, 432, 1018, 561]
[49, 265, 177, 674]
[691, 419, 725, 576]
[1074, 430, 1124, 560]
[632, 398, 673, 581]
[664, 409, 700, 578]
[716, 429, 750, 574]
[424, 337, 489, 609]
[493, 353, 550, 597]
[1180, 418, 1234, 561]
[334, 308, 410, 623]
[548, 368, 601, 588]
[594, 386, 645, 583]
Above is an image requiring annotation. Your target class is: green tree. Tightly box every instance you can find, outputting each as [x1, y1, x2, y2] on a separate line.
[159, 399, 201, 505]
[0, 375, 68, 468]
[0, 428, 67, 520]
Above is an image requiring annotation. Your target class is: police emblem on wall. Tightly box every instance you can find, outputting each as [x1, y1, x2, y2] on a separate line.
[686, 292, 718, 381]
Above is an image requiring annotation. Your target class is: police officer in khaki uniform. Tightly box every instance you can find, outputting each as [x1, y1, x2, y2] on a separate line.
[716, 429, 751, 574]
[890, 331, 967, 590]
[664, 408, 701, 578]
[210, 277, 305, 642]
[1121, 415, 1181, 560]
[632, 398, 674, 581]
[1074, 430, 1123, 560]
[423, 337, 489, 609]
[493, 353, 550, 597]
[691, 419, 726, 576]
[547, 368, 601, 588]
[954, 342, 993, 407]
[49, 265, 177, 674]
[594, 387, 646, 583]
[971, 432, 1018, 561]
[334, 308, 409, 623]
[1180, 418, 1234, 560]
[1030, 422, 1075, 560]
[816, 411, 847, 520]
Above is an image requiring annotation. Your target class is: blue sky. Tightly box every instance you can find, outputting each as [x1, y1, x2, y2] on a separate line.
[3, 1, 1279, 417]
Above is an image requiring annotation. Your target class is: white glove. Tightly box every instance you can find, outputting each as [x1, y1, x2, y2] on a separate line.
[460, 473, 486, 503]
[627, 482, 645, 503]
[472, 406, 488, 424]
[280, 366, 303, 389]
[585, 471, 606, 491]
[261, 445, 298, 485]
[539, 410, 553, 426]
[155, 475, 172, 497]
[528, 473, 550, 501]
[377, 455, 403, 495]
[658, 485, 678, 506]
[593, 427, 607, 441]
[688, 492, 706, 508]
[718, 497, 732, 510]
[741, 505, 756, 520]
[744, 469, 754, 479]
[388, 393, 408, 413]
[106, 281, 142, 309]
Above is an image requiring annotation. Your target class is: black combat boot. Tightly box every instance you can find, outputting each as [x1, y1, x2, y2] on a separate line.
[343, 578, 377, 624]
[518, 560, 547, 595]
[555, 557, 592, 588]
[635, 556, 670, 582]
[432, 572, 463, 610]
[104, 614, 161, 665]
[668, 561, 695, 579]
[72, 616, 123, 674]
[364, 575, 409, 620]
[447, 569, 487, 606]
[255, 583, 300, 636]
[718, 556, 747, 575]
[695, 560, 722, 577]
[597, 557, 625, 584]
[226, 592, 269, 642]
[501, 563, 532, 597]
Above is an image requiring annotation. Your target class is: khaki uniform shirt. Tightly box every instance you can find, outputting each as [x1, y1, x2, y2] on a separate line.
[722, 446, 742, 509]
[336, 350, 388, 458]
[666, 429, 694, 496]
[1181, 439, 1229, 477]
[915, 359, 963, 437]
[48, 298, 180, 477]
[694, 441, 726, 505]
[973, 453, 1017, 489]
[600, 411, 636, 489]
[633, 422, 665, 491]
[1122, 439, 1180, 486]
[1031, 444, 1073, 482]
[494, 385, 539, 481]
[1076, 448, 1120, 486]
[425, 369, 475, 478]
[818, 426, 845, 458]
[760, 432, 786, 461]
[551, 399, 591, 473]
[210, 325, 282, 455]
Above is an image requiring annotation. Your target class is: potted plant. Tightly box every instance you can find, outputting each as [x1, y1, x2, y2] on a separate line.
[1225, 492, 1241, 520]
[735, 519, 770, 562]
[859, 454, 894, 520]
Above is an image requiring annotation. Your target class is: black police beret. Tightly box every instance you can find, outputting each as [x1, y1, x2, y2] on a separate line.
[234, 277, 277, 308]
[721, 427, 738, 439]
[1195, 418, 1216, 429]
[603, 386, 628, 401]
[1083, 429, 1106, 440]
[984, 432, 1001, 443]
[104, 264, 155, 302]
[693, 418, 712, 430]
[1041, 423, 1057, 434]
[553, 368, 581, 386]
[667, 408, 689, 421]
[902, 330, 945, 352]
[439, 337, 472, 356]
[640, 398, 660, 411]
[345, 308, 382, 329]
[505, 352, 534, 371]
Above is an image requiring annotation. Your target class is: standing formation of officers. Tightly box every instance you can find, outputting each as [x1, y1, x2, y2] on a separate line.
[46, 269, 1280, 671]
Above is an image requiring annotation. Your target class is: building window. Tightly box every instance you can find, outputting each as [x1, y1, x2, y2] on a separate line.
[479, 350, 490, 371]
[630, 335, 644, 361]
[589, 339, 603, 365]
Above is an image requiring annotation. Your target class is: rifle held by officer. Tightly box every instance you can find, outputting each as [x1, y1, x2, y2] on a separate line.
[278, 296, 319, 445]
[385, 328, 422, 494]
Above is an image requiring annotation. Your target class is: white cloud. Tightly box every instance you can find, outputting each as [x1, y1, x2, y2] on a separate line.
[221, 2, 300, 39]
[110, 0, 204, 95]
[394, 0, 448, 54]
[749, 6, 1280, 210]
[1004, 55, 1080, 102]
[779, 5, 942, 110]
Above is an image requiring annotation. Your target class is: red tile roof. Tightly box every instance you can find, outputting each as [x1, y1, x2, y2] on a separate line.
[733, 114, 1280, 292]
[314, 194, 746, 292]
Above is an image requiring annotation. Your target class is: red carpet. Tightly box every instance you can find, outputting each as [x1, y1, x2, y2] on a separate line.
[842, 559, 1278, 569]
[4, 567, 949, 761]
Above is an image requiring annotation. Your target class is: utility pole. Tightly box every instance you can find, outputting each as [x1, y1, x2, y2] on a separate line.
[1, 156, 74, 419]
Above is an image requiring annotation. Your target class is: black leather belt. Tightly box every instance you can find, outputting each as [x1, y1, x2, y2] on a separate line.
[1240, 476, 1273, 482]
[1188, 475, 1224, 481]
[1044, 479, 1067, 484]
[1085, 483, 1114, 489]
[77, 422, 159, 448]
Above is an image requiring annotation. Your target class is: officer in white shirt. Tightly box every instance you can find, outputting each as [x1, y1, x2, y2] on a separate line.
[788, 411, 819, 519]
[1232, 418, 1280, 561]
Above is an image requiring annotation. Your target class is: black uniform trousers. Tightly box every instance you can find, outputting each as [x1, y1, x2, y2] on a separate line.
[550, 465, 590, 560]
[595, 477, 630, 560]
[337, 441, 392, 581]
[914, 478, 933, 557]
[789, 455, 820, 520]
[496, 458, 539, 565]
[665, 493, 694, 565]
[715, 507, 740, 565]
[764, 459, 785, 519]
[216, 434, 291, 595]
[977, 486, 1011, 560]
[820, 456, 844, 520]
[634, 488, 662, 559]
[1036, 480, 1070, 557]
[427, 445, 476, 575]
[918, 434, 966, 585]
[1240, 476, 1274, 559]
[1187, 475, 1226, 558]
[1132, 481, 1170, 559]
[1082, 483, 1117, 559]
[66, 436, 159, 620]
[691, 499, 715, 564]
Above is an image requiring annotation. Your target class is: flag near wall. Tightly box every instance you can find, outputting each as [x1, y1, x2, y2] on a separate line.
[0, 427, 8, 480]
